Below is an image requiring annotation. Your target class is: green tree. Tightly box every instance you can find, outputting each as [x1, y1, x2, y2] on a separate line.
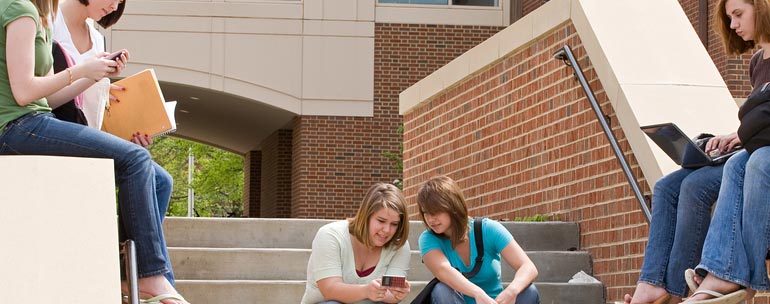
[149, 137, 244, 217]
[383, 124, 404, 189]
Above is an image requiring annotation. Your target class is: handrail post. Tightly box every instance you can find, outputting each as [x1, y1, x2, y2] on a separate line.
[122, 240, 139, 304]
[553, 45, 652, 224]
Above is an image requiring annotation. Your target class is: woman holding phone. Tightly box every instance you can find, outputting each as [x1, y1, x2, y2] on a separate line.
[301, 183, 412, 304]
[0, 0, 185, 303]
[52, 0, 178, 288]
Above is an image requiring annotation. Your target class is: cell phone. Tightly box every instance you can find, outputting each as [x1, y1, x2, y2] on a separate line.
[107, 51, 125, 61]
[381, 275, 406, 288]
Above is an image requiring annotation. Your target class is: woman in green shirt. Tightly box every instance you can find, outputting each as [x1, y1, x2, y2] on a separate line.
[0, 0, 186, 303]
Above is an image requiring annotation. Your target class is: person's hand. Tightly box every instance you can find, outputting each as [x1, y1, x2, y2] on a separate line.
[106, 49, 130, 78]
[109, 84, 125, 102]
[131, 132, 152, 148]
[705, 132, 741, 154]
[367, 280, 388, 302]
[495, 288, 518, 304]
[386, 279, 411, 302]
[474, 291, 498, 304]
[75, 54, 117, 81]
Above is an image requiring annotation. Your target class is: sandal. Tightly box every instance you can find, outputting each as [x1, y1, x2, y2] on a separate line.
[123, 293, 189, 304]
[685, 268, 701, 293]
[686, 289, 746, 304]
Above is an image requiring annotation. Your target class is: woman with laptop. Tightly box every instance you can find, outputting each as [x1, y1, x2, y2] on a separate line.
[680, 0, 770, 303]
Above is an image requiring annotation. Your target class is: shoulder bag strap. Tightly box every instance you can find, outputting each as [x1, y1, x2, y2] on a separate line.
[463, 217, 485, 278]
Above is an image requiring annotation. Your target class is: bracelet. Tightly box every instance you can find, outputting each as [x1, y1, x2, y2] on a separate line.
[65, 67, 73, 85]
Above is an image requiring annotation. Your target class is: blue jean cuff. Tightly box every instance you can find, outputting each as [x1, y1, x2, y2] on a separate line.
[138, 267, 170, 279]
[695, 265, 751, 289]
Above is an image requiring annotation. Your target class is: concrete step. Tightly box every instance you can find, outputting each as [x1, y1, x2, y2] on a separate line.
[175, 280, 605, 304]
[163, 217, 580, 251]
[170, 248, 593, 282]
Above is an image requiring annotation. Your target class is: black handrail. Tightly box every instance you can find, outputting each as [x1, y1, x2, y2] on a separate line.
[553, 45, 652, 224]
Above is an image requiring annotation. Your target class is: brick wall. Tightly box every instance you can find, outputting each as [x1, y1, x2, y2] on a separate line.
[243, 151, 261, 217]
[259, 129, 293, 218]
[288, 23, 504, 219]
[402, 24, 652, 303]
[678, 0, 754, 98]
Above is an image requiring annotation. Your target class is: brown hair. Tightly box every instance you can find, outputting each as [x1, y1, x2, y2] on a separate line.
[715, 0, 770, 54]
[348, 183, 409, 249]
[78, 0, 126, 28]
[30, 0, 58, 28]
[416, 175, 469, 247]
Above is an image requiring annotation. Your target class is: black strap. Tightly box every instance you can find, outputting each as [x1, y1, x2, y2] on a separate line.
[462, 217, 484, 278]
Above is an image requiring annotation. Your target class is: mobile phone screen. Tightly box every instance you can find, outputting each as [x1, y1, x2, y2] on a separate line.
[382, 275, 405, 288]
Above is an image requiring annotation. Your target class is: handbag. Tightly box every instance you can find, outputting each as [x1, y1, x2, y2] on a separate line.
[410, 217, 485, 304]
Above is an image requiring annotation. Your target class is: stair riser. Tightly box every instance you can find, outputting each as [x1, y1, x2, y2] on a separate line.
[175, 281, 605, 304]
[163, 217, 580, 251]
[169, 249, 592, 282]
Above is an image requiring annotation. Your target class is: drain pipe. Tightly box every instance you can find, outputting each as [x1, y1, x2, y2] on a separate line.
[553, 45, 652, 224]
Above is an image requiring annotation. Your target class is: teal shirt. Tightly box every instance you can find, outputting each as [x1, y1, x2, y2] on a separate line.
[419, 218, 514, 304]
[0, 0, 52, 133]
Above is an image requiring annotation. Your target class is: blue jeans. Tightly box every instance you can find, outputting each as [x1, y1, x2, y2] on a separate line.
[638, 165, 723, 297]
[0, 113, 170, 278]
[430, 282, 540, 304]
[696, 148, 770, 291]
[152, 162, 175, 285]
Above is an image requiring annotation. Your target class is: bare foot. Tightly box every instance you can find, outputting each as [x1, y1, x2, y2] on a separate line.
[623, 282, 670, 304]
[124, 275, 189, 304]
[682, 274, 740, 302]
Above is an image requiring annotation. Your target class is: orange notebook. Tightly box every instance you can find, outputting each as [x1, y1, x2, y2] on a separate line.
[101, 69, 176, 141]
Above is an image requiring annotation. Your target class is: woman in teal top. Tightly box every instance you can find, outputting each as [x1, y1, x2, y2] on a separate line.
[0, 1, 186, 302]
[417, 175, 540, 304]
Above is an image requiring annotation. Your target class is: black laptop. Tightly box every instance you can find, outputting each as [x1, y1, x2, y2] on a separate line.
[641, 123, 741, 168]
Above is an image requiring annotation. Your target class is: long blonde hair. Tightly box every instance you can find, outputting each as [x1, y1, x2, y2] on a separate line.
[30, 0, 58, 28]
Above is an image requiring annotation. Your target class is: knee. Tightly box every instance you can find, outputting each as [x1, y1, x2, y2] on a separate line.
[431, 282, 463, 303]
[745, 153, 770, 179]
[516, 284, 541, 304]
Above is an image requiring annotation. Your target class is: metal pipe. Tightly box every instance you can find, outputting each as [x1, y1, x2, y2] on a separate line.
[553, 45, 652, 224]
[123, 240, 139, 304]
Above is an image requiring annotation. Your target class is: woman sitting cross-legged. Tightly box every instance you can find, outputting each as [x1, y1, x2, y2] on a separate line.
[416, 175, 540, 304]
[301, 183, 412, 304]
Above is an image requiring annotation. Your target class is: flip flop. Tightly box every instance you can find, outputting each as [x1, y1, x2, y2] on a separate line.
[614, 293, 670, 304]
[685, 268, 701, 293]
[686, 289, 746, 304]
[123, 293, 189, 304]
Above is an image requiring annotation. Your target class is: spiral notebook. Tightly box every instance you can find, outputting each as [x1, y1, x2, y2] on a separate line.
[101, 69, 176, 141]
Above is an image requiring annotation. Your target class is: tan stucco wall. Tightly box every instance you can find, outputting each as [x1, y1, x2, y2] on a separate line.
[99, 0, 512, 117]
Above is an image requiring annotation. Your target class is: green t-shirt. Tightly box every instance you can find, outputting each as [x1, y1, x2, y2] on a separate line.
[0, 0, 52, 133]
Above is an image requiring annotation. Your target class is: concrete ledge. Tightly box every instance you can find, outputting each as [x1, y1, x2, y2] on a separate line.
[0, 156, 120, 303]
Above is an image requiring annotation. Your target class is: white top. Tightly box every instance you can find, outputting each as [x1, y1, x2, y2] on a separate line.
[301, 220, 411, 304]
[52, 10, 109, 129]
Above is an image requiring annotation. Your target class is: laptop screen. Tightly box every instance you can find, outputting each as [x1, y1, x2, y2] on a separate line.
[641, 123, 711, 168]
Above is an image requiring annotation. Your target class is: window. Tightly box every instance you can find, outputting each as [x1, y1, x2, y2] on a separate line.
[378, 0, 498, 6]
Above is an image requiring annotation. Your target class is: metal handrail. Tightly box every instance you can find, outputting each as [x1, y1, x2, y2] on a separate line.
[553, 45, 652, 224]
[122, 240, 139, 304]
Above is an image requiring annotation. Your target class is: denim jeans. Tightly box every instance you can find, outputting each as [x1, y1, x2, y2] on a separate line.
[696, 148, 770, 291]
[638, 165, 723, 297]
[430, 282, 540, 304]
[152, 162, 175, 285]
[0, 113, 170, 278]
